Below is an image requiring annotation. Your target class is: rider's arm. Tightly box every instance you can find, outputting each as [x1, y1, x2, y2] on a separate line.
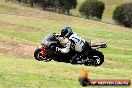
[60, 40, 71, 53]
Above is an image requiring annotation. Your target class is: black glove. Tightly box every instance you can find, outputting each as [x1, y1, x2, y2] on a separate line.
[50, 45, 56, 51]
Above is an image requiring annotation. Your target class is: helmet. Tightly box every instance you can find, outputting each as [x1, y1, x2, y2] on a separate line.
[61, 26, 73, 37]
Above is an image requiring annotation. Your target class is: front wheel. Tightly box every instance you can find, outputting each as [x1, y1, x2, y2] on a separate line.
[34, 48, 51, 61]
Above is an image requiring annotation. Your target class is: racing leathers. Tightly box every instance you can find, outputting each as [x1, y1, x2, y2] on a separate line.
[56, 33, 92, 64]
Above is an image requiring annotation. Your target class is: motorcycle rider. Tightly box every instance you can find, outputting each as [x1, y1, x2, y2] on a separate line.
[55, 26, 92, 64]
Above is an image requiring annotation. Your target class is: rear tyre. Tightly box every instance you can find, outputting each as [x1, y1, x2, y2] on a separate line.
[91, 50, 104, 66]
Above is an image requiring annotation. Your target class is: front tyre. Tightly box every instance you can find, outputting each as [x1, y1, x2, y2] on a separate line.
[34, 48, 44, 61]
[34, 48, 51, 61]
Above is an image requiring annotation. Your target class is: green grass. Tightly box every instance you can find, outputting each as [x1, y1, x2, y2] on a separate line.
[0, 55, 131, 88]
[0, 4, 17, 13]
[0, 56, 80, 88]
[0, 2, 132, 88]
[2, 0, 132, 21]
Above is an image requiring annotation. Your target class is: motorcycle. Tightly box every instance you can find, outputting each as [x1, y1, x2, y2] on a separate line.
[34, 33, 107, 66]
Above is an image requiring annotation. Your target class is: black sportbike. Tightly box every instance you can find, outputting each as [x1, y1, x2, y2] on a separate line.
[34, 33, 107, 66]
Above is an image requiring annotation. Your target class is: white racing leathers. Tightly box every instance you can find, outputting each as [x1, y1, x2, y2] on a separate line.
[60, 33, 85, 53]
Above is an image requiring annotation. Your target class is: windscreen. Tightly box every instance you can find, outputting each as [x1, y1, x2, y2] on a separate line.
[41, 35, 56, 47]
[44, 35, 55, 42]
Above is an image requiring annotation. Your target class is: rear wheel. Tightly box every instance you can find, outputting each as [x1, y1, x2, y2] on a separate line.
[91, 50, 104, 66]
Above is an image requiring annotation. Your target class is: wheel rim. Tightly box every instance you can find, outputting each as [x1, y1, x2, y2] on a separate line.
[93, 56, 101, 65]
[37, 51, 45, 60]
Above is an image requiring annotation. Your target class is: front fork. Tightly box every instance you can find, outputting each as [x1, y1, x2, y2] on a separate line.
[38, 45, 48, 57]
